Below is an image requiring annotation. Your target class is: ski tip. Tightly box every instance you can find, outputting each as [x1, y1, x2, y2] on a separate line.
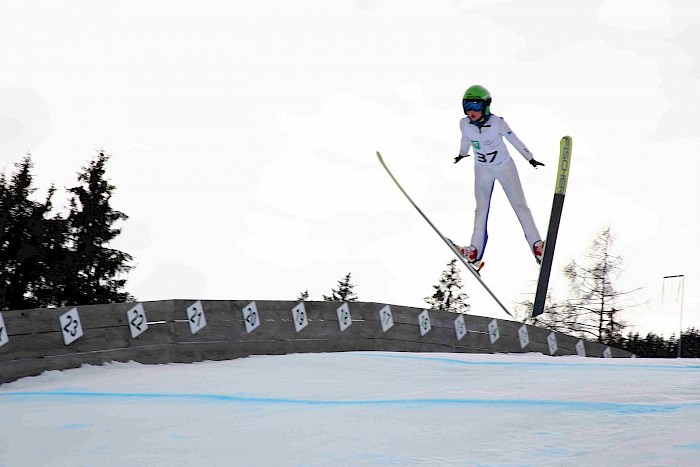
[376, 151, 382, 158]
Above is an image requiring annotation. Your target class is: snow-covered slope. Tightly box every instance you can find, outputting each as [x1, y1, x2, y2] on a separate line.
[2, 352, 699, 466]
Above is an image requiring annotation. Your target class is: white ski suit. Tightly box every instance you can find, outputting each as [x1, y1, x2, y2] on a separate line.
[458, 114, 541, 261]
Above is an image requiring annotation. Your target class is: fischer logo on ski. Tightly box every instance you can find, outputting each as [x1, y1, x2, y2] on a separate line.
[556, 140, 571, 195]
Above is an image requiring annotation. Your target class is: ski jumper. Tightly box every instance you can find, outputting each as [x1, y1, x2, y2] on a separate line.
[459, 114, 541, 261]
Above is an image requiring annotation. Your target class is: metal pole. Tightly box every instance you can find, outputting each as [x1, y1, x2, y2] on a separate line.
[679, 276, 685, 358]
[663, 275, 685, 358]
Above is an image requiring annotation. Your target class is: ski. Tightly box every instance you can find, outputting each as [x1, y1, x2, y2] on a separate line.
[532, 136, 573, 317]
[376, 151, 514, 318]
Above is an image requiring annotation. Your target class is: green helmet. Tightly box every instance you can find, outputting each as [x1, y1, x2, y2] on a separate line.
[462, 85, 492, 115]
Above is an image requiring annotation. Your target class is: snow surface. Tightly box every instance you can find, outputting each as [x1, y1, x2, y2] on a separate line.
[2, 352, 700, 466]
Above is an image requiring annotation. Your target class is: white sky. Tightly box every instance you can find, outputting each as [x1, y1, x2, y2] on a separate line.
[1, 0, 699, 336]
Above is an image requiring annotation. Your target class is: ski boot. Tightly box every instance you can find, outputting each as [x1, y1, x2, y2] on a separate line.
[533, 240, 545, 265]
[451, 241, 485, 274]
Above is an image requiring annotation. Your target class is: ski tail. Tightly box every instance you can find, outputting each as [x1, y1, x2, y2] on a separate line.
[532, 136, 572, 317]
[376, 151, 514, 318]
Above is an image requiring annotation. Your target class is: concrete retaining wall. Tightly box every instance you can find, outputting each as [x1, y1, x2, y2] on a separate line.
[0, 300, 635, 384]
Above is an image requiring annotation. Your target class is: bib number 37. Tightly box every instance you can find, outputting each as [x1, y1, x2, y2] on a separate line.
[476, 150, 497, 163]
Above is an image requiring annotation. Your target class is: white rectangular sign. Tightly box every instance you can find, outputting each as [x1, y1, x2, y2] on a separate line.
[126, 303, 148, 338]
[547, 332, 558, 355]
[187, 300, 207, 334]
[488, 319, 500, 344]
[418, 310, 431, 336]
[0, 313, 9, 348]
[518, 325, 530, 349]
[378, 305, 394, 333]
[292, 302, 308, 332]
[60, 308, 83, 345]
[242, 301, 260, 334]
[337, 303, 352, 332]
[454, 315, 467, 341]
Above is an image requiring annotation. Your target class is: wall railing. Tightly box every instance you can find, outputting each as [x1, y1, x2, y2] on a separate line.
[0, 300, 635, 384]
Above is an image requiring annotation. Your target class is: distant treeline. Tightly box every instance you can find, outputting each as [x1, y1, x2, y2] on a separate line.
[612, 328, 700, 358]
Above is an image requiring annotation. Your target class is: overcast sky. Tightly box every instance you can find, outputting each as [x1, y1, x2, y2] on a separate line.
[2, 0, 699, 336]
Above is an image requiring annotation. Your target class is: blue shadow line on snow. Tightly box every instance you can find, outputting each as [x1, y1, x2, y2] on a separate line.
[349, 352, 700, 371]
[673, 442, 700, 451]
[62, 423, 90, 430]
[2, 391, 700, 415]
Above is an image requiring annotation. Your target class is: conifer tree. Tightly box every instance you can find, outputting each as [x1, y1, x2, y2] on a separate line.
[323, 272, 358, 302]
[63, 151, 133, 305]
[424, 259, 470, 314]
[25, 186, 70, 307]
[0, 157, 64, 309]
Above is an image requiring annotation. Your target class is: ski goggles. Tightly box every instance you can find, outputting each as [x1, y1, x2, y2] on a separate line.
[463, 100, 485, 112]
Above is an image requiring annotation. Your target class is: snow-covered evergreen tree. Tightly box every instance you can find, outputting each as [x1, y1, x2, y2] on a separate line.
[323, 272, 358, 302]
[424, 259, 470, 314]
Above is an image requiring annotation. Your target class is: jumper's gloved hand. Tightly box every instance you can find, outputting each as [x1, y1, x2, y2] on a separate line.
[454, 154, 470, 164]
[529, 159, 545, 169]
